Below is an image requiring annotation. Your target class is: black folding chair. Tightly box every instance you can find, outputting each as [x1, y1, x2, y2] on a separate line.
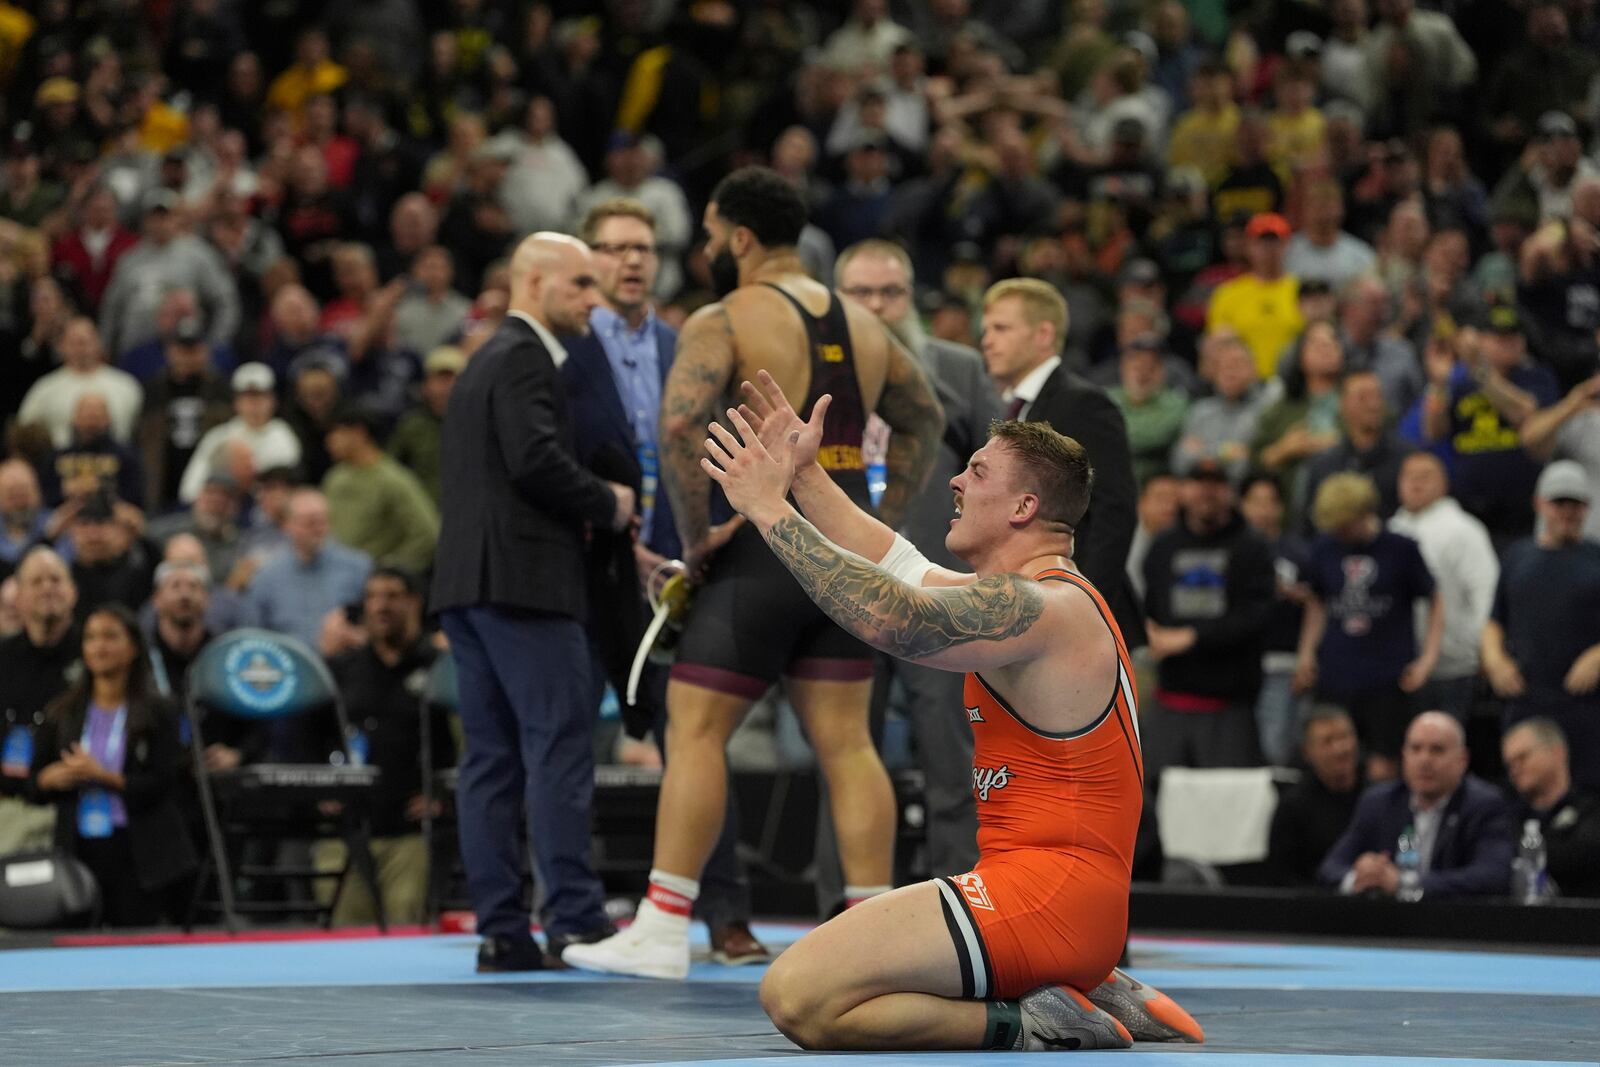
[183, 629, 387, 932]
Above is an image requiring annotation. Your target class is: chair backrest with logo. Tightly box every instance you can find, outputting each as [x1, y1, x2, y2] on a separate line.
[190, 628, 339, 722]
[182, 629, 378, 931]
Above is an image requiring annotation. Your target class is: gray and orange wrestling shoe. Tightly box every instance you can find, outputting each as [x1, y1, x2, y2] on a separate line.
[1086, 967, 1205, 1043]
[1018, 985, 1134, 1051]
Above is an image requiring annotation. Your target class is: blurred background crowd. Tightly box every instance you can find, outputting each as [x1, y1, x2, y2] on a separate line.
[0, 0, 1597, 928]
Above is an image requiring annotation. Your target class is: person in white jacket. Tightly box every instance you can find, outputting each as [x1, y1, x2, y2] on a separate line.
[1389, 451, 1498, 722]
[178, 363, 302, 503]
[17, 317, 143, 448]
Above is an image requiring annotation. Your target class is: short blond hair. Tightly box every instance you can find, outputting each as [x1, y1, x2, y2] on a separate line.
[1312, 472, 1380, 532]
[580, 197, 657, 243]
[983, 278, 1069, 349]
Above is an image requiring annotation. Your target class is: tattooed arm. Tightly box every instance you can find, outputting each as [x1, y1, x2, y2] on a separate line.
[874, 331, 944, 529]
[703, 406, 1051, 670]
[762, 512, 1048, 670]
[739, 369, 974, 588]
[661, 303, 737, 573]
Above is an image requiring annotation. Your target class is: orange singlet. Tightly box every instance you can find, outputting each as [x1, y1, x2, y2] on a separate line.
[933, 567, 1144, 1001]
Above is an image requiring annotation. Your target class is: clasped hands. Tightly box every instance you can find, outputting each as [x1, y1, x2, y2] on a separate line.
[36, 743, 114, 792]
[1349, 851, 1402, 896]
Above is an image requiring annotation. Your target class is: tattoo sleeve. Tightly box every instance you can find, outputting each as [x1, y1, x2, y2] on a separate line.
[876, 334, 944, 529]
[764, 514, 1044, 661]
[661, 304, 736, 552]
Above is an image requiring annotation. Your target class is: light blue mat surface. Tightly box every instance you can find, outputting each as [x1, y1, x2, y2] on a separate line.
[4, 930, 1596, 997]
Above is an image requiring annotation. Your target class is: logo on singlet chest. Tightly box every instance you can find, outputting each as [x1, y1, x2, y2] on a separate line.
[965, 705, 984, 723]
[973, 763, 1011, 801]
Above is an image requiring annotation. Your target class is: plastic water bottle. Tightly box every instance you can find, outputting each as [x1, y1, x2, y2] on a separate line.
[867, 460, 887, 508]
[1395, 825, 1423, 902]
[1511, 819, 1550, 904]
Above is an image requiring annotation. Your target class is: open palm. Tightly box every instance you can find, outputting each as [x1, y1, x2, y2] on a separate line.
[738, 370, 830, 476]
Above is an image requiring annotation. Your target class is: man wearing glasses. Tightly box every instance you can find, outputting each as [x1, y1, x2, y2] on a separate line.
[560, 198, 770, 966]
[812, 239, 1001, 908]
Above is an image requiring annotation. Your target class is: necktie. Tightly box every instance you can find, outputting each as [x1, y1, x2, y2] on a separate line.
[1005, 396, 1026, 421]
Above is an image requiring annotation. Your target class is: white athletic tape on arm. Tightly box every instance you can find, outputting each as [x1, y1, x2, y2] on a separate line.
[877, 533, 933, 587]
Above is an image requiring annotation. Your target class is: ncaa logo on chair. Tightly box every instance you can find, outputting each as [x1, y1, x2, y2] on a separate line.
[223, 640, 299, 714]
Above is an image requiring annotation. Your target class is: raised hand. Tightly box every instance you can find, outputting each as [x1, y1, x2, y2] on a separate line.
[702, 406, 796, 529]
[737, 369, 829, 477]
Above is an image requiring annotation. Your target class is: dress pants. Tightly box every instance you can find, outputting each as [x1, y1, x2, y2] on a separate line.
[442, 605, 607, 940]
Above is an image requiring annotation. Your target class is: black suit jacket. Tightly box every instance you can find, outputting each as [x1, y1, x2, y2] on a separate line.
[30, 699, 199, 892]
[561, 317, 681, 561]
[1316, 776, 1514, 898]
[561, 321, 679, 736]
[430, 316, 617, 621]
[1026, 364, 1144, 647]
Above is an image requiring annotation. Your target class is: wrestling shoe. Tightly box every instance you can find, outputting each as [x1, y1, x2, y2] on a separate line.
[708, 921, 771, 966]
[1086, 967, 1205, 1043]
[475, 935, 547, 973]
[561, 920, 690, 980]
[1018, 984, 1133, 1051]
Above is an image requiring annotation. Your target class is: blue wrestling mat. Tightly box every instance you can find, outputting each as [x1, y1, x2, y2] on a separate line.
[4, 926, 1596, 1065]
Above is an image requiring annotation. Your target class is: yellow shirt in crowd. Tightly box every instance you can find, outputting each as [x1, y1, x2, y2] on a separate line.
[1266, 107, 1327, 174]
[1167, 104, 1239, 187]
[1206, 273, 1305, 379]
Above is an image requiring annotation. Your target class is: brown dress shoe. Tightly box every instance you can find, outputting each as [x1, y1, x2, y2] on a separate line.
[708, 921, 771, 966]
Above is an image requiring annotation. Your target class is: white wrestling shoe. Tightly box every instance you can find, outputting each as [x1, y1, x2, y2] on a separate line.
[561, 920, 690, 980]
[1086, 966, 1205, 1043]
[1018, 984, 1133, 1051]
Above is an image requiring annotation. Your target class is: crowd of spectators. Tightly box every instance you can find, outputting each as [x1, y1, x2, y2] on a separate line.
[1, 0, 1599, 923]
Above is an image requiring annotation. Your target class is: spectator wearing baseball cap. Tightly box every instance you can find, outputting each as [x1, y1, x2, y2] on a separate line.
[137, 316, 234, 512]
[0, 134, 63, 228]
[322, 405, 439, 575]
[1420, 305, 1560, 550]
[1520, 368, 1600, 544]
[1140, 442, 1277, 788]
[1109, 334, 1190, 485]
[1488, 109, 1600, 228]
[387, 346, 463, 505]
[176, 363, 303, 503]
[1206, 210, 1305, 379]
[1485, 459, 1600, 788]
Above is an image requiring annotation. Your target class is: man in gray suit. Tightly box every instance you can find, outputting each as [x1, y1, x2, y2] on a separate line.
[811, 239, 1001, 908]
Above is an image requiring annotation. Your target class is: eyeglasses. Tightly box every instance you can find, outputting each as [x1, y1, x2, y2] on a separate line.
[592, 242, 658, 258]
[841, 284, 910, 302]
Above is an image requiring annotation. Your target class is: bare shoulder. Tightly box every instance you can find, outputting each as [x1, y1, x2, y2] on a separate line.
[983, 574, 1121, 731]
[680, 300, 733, 337]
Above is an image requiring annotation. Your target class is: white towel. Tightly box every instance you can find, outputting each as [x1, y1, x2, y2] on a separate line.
[1157, 766, 1280, 865]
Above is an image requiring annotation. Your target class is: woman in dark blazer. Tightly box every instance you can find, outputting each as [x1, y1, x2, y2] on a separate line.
[30, 604, 197, 926]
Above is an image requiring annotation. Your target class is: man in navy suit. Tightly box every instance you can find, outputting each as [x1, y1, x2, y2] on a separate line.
[1318, 710, 1514, 899]
[431, 232, 637, 972]
[561, 198, 767, 965]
